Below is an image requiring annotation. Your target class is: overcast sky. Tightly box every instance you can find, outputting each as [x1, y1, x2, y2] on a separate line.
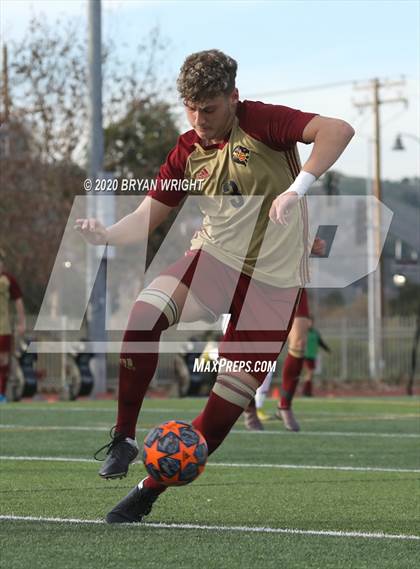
[2, 0, 419, 181]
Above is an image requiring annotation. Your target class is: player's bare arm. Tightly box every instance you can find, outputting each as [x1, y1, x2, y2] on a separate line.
[74, 196, 174, 246]
[15, 298, 26, 336]
[269, 116, 354, 224]
[300, 115, 355, 177]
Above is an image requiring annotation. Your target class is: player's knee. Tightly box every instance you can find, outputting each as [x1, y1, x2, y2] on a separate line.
[288, 345, 305, 358]
[122, 293, 179, 353]
[130, 288, 180, 329]
[212, 372, 259, 409]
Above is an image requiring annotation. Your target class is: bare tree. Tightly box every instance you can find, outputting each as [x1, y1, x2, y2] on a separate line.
[7, 16, 173, 164]
[1, 15, 177, 312]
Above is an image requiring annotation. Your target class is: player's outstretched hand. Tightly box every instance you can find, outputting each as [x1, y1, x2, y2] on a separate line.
[74, 218, 108, 245]
[269, 192, 299, 225]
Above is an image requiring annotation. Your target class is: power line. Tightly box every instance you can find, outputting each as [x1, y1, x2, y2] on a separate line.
[244, 79, 369, 99]
[381, 107, 410, 130]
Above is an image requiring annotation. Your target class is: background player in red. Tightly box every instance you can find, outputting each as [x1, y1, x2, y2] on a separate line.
[276, 240, 327, 431]
[75, 49, 354, 523]
[0, 249, 26, 402]
[275, 288, 311, 430]
[244, 291, 312, 431]
[245, 238, 326, 432]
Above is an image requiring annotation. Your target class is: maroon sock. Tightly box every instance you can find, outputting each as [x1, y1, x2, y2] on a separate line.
[0, 366, 8, 395]
[280, 353, 304, 409]
[115, 302, 169, 438]
[192, 392, 244, 455]
[143, 391, 244, 492]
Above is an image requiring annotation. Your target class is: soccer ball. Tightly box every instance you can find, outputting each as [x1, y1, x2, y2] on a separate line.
[143, 420, 208, 486]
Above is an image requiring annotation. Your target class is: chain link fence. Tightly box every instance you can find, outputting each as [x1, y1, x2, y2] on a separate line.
[303, 316, 418, 384]
[15, 315, 419, 398]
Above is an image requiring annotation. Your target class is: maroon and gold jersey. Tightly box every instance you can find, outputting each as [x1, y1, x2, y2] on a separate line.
[148, 100, 317, 287]
[0, 272, 22, 335]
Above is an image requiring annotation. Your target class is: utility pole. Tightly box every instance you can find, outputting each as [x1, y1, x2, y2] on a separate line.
[0, 44, 10, 158]
[87, 0, 107, 396]
[354, 78, 407, 381]
[2, 44, 10, 122]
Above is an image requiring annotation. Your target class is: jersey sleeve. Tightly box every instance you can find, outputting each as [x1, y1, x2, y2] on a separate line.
[238, 100, 318, 150]
[147, 133, 196, 208]
[6, 273, 22, 301]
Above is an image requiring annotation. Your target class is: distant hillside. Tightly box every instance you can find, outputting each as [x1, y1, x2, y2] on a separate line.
[310, 173, 420, 308]
[312, 173, 420, 252]
[314, 173, 420, 210]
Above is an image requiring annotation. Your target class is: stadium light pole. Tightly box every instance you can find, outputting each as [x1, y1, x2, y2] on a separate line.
[391, 132, 420, 394]
[87, 0, 107, 396]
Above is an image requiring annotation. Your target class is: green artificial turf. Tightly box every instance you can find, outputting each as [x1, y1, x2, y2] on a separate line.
[0, 397, 419, 569]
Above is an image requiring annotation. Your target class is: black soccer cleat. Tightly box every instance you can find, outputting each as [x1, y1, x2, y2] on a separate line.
[94, 428, 139, 479]
[106, 479, 161, 524]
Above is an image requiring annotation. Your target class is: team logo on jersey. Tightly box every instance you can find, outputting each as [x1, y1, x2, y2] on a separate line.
[196, 167, 210, 180]
[232, 145, 250, 166]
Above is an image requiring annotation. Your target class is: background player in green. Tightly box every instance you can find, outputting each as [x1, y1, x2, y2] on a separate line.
[302, 316, 331, 397]
[75, 49, 354, 523]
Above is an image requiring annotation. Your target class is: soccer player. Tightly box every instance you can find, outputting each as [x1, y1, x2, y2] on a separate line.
[0, 249, 26, 402]
[302, 317, 331, 397]
[275, 288, 312, 431]
[244, 291, 312, 431]
[277, 236, 326, 431]
[75, 49, 354, 523]
[245, 240, 326, 432]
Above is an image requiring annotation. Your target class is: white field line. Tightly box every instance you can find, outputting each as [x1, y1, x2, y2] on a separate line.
[303, 415, 420, 422]
[0, 423, 418, 439]
[2, 407, 418, 426]
[0, 455, 419, 474]
[1, 406, 419, 418]
[0, 514, 418, 542]
[297, 398, 420, 407]
[0, 407, 178, 413]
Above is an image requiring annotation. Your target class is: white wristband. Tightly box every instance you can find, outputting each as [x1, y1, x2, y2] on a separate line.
[284, 170, 316, 199]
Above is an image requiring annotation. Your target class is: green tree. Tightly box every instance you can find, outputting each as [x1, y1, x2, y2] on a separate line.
[389, 282, 420, 317]
[104, 98, 178, 179]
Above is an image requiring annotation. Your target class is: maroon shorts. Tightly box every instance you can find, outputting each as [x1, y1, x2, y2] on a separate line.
[295, 289, 310, 318]
[162, 250, 302, 383]
[304, 358, 316, 370]
[0, 335, 12, 353]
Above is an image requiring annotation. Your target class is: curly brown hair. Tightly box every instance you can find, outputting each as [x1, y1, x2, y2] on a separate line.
[177, 50, 237, 102]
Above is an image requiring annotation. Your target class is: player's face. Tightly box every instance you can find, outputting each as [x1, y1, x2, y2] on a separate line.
[184, 89, 238, 143]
